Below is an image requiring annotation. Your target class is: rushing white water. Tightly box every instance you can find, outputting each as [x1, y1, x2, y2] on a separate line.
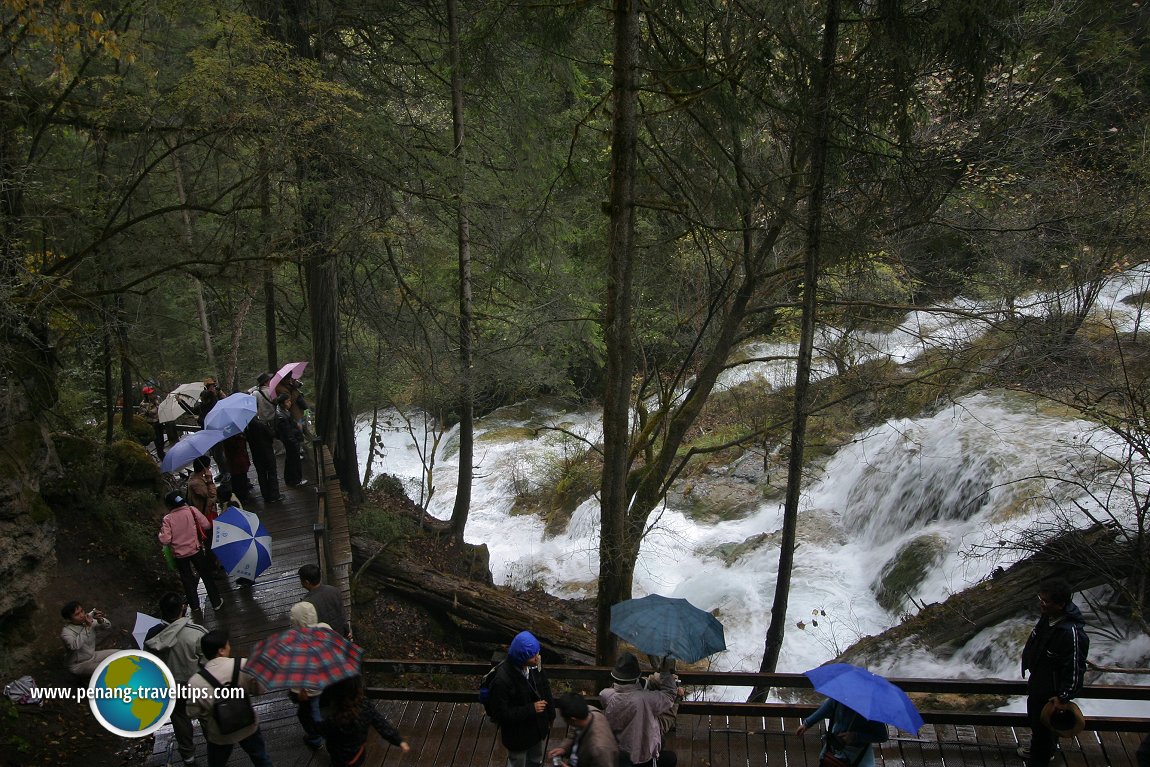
[356, 268, 1150, 711]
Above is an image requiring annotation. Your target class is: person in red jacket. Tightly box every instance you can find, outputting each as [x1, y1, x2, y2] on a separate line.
[158, 491, 224, 613]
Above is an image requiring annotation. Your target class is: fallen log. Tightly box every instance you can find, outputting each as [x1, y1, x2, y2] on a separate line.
[352, 535, 597, 664]
[837, 523, 1126, 666]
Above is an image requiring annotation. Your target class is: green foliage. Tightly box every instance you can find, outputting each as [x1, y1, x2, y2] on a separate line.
[89, 486, 167, 568]
[350, 503, 421, 548]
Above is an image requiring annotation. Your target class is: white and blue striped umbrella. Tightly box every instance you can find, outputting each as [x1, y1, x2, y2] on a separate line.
[211, 506, 272, 581]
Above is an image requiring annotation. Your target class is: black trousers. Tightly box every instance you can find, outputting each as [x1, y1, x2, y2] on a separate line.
[1025, 693, 1058, 767]
[175, 549, 221, 611]
[247, 427, 280, 501]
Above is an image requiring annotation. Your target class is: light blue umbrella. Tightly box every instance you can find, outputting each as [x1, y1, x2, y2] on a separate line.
[610, 594, 726, 663]
[211, 506, 272, 581]
[160, 429, 228, 473]
[802, 663, 924, 734]
[203, 392, 258, 437]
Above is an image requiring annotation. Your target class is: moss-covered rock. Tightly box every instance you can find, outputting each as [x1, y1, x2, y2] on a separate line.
[105, 439, 161, 486]
[873, 534, 948, 612]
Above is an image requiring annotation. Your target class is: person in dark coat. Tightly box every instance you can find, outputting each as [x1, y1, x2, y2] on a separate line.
[488, 630, 555, 767]
[1019, 577, 1089, 767]
[317, 675, 409, 767]
[247, 372, 281, 504]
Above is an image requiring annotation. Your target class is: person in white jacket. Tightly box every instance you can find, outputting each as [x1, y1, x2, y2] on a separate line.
[59, 600, 114, 679]
[186, 629, 271, 767]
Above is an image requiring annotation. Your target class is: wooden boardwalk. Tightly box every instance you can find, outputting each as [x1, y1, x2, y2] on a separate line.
[145, 444, 349, 767]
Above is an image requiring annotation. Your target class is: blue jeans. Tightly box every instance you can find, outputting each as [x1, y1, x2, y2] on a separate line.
[206, 727, 273, 767]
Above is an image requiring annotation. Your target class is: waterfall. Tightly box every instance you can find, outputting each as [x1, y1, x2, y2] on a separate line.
[357, 268, 1150, 710]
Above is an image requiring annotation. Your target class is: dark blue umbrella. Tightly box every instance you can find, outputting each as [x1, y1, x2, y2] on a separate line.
[609, 594, 726, 663]
[802, 663, 924, 734]
[160, 429, 228, 473]
[203, 392, 257, 438]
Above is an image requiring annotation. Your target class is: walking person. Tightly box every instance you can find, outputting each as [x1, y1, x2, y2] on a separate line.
[796, 697, 888, 767]
[247, 372, 282, 504]
[317, 675, 410, 767]
[488, 630, 555, 767]
[187, 629, 272, 767]
[158, 490, 224, 613]
[298, 564, 350, 639]
[137, 385, 166, 460]
[144, 592, 207, 766]
[1019, 577, 1089, 766]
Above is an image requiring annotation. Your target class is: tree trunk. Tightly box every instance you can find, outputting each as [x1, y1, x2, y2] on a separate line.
[754, 0, 840, 695]
[836, 524, 1123, 665]
[447, 0, 474, 540]
[171, 151, 217, 372]
[597, 0, 641, 666]
[260, 148, 277, 374]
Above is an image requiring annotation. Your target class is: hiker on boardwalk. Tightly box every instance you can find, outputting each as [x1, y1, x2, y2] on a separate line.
[187, 629, 272, 767]
[1019, 577, 1089, 766]
[599, 652, 682, 767]
[137, 385, 165, 460]
[317, 675, 410, 767]
[158, 490, 224, 613]
[797, 697, 888, 767]
[144, 592, 207, 766]
[299, 564, 350, 638]
[548, 692, 619, 767]
[59, 600, 115, 680]
[247, 372, 282, 504]
[289, 601, 331, 749]
[487, 630, 554, 767]
[187, 456, 219, 520]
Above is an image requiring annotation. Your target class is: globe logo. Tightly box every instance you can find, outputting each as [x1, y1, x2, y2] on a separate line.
[88, 650, 176, 737]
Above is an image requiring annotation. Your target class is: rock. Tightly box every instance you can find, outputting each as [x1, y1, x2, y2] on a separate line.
[873, 533, 948, 612]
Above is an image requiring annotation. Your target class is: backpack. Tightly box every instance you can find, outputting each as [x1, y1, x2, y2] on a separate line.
[479, 661, 503, 719]
[200, 660, 255, 735]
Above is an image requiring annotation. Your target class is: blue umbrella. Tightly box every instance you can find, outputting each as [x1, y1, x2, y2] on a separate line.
[203, 392, 258, 437]
[211, 506, 272, 581]
[609, 594, 726, 663]
[802, 663, 924, 734]
[160, 429, 228, 473]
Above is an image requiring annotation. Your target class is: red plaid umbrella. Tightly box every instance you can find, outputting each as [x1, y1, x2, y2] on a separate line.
[245, 627, 362, 690]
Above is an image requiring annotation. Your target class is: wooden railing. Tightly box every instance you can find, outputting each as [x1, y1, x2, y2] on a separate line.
[361, 660, 1150, 732]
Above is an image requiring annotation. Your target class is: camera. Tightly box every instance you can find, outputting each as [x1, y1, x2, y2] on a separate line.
[552, 757, 564, 767]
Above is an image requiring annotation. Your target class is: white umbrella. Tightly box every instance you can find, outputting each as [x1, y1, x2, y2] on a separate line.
[158, 382, 204, 423]
[132, 612, 164, 649]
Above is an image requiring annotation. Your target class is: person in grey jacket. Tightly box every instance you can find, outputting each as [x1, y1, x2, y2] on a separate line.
[59, 600, 114, 679]
[599, 652, 682, 767]
[145, 592, 207, 766]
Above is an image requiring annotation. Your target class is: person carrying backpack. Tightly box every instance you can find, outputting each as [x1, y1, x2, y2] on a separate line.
[796, 697, 888, 767]
[186, 629, 271, 767]
[487, 630, 554, 767]
[144, 592, 207, 766]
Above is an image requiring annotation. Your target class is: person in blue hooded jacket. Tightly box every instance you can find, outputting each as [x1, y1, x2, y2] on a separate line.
[487, 630, 555, 767]
[796, 697, 888, 767]
[1019, 577, 1089, 766]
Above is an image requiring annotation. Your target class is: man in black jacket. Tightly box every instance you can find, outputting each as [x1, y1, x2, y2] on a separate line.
[1019, 577, 1089, 766]
[488, 631, 554, 767]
